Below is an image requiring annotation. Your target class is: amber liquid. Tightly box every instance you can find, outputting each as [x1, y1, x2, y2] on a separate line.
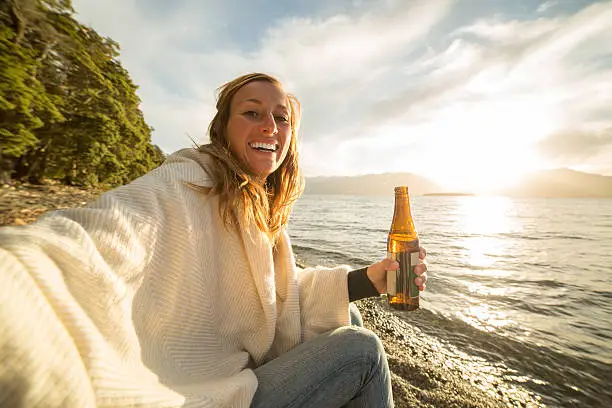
[387, 187, 420, 311]
[387, 234, 420, 311]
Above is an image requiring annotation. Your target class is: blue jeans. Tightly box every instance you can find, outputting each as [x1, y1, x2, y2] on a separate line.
[251, 304, 393, 408]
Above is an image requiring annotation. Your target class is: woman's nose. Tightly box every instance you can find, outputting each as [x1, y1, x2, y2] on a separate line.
[261, 113, 278, 135]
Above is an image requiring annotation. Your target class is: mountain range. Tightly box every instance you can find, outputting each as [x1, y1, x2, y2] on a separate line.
[304, 169, 612, 198]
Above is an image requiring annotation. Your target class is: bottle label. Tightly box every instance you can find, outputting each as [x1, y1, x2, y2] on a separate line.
[387, 251, 419, 298]
[387, 252, 397, 296]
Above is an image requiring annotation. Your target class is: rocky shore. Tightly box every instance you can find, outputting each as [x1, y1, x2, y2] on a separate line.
[0, 182, 108, 227]
[356, 298, 543, 407]
[1, 183, 543, 407]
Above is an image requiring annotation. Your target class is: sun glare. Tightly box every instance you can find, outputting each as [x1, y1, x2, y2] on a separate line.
[424, 144, 541, 194]
[417, 96, 555, 193]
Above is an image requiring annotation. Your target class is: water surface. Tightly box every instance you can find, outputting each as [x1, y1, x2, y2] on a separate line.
[289, 195, 612, 406]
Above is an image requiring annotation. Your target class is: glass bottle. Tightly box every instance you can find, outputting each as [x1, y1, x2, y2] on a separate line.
[387, 186, 420, 311]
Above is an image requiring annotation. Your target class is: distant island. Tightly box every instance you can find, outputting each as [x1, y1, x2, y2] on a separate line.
[304, 168, 612, 198]
[423, 193, 476, 197]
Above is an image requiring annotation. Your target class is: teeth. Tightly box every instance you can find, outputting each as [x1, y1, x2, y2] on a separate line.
[249, 142, 277, 151]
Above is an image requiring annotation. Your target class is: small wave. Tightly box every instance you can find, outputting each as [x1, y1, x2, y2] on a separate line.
[355, 227, 388, 234]
[524, 279, 569, 289]
[510, 299, 574, 317]
[293, 237, 333, 246]
[499, 232, 544, 241]
[543, 233, 593, 241]
[591, 330, 612, 341]
[292, 244, 369, 266]
[487, 252, 520, 259]
[426, 232, 464, 239]
[577, 288, 612, 309]
[594, 290, 612, 299]
[495, 232, 594, 241]
[466, 264, 499, 271]
[487, 278, 575, 291]
[521, 261, 554, 268]
[557, 235, 593, 241]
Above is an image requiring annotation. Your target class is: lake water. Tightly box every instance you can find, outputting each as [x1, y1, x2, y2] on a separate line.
[288, 195, 612, 407]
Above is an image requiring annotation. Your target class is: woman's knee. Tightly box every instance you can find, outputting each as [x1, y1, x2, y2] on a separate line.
[336, 326, 386, 363]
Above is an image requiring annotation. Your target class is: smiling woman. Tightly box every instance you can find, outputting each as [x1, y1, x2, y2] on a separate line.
[0, 72, 431, 408]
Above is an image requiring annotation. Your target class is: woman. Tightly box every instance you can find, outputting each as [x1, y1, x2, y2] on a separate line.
[0, 73, 427, 408]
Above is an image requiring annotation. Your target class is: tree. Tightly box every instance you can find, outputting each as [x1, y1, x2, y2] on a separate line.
[0, 1, 65, 179]
[0, 0, 165, 186]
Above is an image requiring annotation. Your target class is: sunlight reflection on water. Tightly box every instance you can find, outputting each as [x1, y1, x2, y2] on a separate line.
[456, 305, 516, 332]
[454, 197, 522, 332]
[456, 197, 517, 275]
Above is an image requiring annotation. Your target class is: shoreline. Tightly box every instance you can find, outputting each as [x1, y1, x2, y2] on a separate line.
[354, 298, 543, 407]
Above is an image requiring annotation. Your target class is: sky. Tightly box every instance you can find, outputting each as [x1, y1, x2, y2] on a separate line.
[71, 0, 612, 192]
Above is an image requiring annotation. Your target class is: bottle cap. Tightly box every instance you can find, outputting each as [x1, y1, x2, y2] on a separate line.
[394, 186, 409, 194]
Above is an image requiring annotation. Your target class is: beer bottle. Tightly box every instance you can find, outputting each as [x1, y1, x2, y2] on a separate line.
[387, 186, 420, 311]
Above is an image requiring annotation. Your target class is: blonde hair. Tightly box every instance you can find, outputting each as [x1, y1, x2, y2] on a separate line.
[197, 73, 304, 244]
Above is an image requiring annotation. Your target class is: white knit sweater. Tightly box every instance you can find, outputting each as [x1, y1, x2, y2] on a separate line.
[0, 149, 352, 408]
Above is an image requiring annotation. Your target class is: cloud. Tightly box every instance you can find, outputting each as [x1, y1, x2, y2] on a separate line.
[70, 0, 612, 179]
[75, 0, 453, 165]
[537, 1, 558, 14]
[256, 0, 454, 150]
[322, 0, 612, 183]
[259, 0, 452, 86]
[360, 1, 612, 151]
[536, 128, 612, 161]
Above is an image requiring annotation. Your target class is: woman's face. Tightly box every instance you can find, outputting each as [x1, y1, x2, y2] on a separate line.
[226, 81, 292, 179]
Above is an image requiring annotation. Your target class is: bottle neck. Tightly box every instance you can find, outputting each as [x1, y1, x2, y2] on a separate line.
[391, 193, 417, 235]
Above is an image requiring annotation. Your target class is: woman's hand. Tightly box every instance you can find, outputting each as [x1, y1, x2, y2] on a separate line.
[366, 247, 428, 294]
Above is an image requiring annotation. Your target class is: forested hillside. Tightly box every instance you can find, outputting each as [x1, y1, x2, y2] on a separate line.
[0, 0, 165, 187]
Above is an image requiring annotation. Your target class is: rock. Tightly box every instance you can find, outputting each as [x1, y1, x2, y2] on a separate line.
[13, 218, 26, 226]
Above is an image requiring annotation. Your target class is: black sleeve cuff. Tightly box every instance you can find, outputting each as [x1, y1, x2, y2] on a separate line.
[347, 267, 380, 302]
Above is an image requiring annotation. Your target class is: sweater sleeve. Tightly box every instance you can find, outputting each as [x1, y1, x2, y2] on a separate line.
[0, 178, 183, 406]
[348, 267, 380, 301]
[296, 263, 352, 342]
[0, 152, 255, 408]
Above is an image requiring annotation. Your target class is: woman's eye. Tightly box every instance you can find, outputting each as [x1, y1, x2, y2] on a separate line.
[244, 111, 259, 119]
[274, 115, 289, 123]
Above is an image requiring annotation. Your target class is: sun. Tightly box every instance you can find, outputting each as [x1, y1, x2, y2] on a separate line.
[425, 149, 540, 194]
[415, 97, 555, 194]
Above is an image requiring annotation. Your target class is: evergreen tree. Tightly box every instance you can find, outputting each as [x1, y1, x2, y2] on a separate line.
[0, 0, 166, 186]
